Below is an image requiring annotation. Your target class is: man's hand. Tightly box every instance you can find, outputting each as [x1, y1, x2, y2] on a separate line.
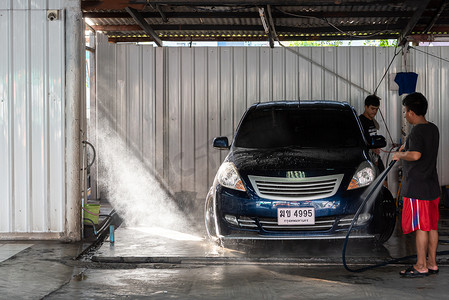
[392, 144, 406, 161]
[392, 152, 401, 161]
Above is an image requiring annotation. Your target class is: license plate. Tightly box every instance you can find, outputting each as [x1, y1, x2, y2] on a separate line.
[277, 207, 315, 225]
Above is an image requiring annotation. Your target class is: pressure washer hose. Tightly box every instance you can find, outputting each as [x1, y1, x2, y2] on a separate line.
[342, 160, 396, 272]
[342, 160, 449, 272]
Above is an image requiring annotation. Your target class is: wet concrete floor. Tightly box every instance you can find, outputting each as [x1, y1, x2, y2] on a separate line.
[2, 235, 449, 299]
[42, 264, 449, 299]
[2, 212, 449, 299]
[92, 220, 449, 266]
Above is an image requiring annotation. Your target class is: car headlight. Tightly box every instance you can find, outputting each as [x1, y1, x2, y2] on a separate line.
[347, 161, 376, 190]
[216, 162, 246, 192]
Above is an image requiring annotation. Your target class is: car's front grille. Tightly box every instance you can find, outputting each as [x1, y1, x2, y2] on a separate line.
[248, 174, 344, 201]
[237, 216, 354, 232]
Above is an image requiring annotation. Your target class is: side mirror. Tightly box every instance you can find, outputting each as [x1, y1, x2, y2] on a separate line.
[213, 137, 230, 149]
[368, 135, 386, 149]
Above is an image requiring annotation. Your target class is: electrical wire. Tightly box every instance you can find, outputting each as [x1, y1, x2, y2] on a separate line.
[275, 8, 324, 23]
[373, 46, 401, 95]
[186, 5, 254, 13]
[362, 42, 401, 149]
[323, 17, 389, 39]
[270, 8, 400, 180]
[273, 18, 400, 146]
[275, 7, 391, 39]
[408, 46, 449, 64]
[377, 108, 396, 147]
[277, 42, 372, 94]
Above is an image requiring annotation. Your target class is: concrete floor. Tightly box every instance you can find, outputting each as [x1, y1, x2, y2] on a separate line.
[43, 264, 449, 299]
[1, 238, 449, 299]
[2, 212, 449, 299]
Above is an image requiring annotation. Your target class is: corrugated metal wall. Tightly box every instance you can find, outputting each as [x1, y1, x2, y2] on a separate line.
[410, 47, 449, 187]
[96, 34, 449, 207]
[0, 1, 66, 235]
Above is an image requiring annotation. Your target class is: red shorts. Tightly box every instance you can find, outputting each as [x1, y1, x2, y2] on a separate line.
[402, 197, 439, 234]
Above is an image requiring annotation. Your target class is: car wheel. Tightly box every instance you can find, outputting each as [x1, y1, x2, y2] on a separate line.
[204, 192, 219, 242]
[373, 188, 396, 244]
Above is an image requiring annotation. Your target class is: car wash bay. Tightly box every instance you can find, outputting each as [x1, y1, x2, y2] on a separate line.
[73, 34, 449, 294]
[2, 1, 449, 298]
[2, 35, 449, 298]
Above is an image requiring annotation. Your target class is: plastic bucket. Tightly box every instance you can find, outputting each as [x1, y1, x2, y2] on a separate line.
[83, 204, 100, 225]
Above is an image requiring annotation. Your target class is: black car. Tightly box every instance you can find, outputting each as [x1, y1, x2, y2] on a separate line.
[205, 101, 396, 243]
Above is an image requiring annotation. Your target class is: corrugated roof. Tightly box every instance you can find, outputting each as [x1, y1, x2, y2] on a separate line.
[82, 0, 449, 45]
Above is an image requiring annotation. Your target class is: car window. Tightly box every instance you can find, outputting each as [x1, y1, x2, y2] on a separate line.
[234, 107, 362, 149]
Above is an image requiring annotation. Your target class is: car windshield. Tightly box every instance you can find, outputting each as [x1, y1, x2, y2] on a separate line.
[234, 107, 362, 149]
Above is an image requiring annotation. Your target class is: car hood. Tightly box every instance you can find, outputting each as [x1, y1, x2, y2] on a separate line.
[228, 147, 365, 173]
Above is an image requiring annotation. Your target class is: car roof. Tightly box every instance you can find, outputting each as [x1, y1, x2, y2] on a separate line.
[251, 100, 352, 111]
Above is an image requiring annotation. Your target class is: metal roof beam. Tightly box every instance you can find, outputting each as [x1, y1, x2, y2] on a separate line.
[125, 7, 163, 47]
[82, 0, 407, 10]
[154, 4, 169, 23]
[92, 25, 142, 31]
[82, 1, 145, 10]
[413, 25, 449, 33]
[113, 0, 402, 5]
[92, 23, 405, 33]
[258, 7, 274, 48]
[423, 1, 448, 33]
[108, 33, 400, 43]
[83, 11, 413, 19]
[398, 0, 431, 45]
[267, 4, 278, 46]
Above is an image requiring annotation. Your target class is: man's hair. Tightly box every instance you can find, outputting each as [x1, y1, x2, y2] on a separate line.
[364, 95, 380, 107]
[402, 92, 428, 116]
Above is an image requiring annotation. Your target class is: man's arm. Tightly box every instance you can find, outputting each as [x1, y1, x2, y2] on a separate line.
[392, 150, 421, 161]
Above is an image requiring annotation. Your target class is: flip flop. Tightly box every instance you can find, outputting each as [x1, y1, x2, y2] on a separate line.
[399, 266, 429, 278]
[428, 268, 439, 274]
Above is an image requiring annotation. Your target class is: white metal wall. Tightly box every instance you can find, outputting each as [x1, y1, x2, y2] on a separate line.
[410, 47, 449, 190]
[0, 1, 66, 235]
[96, 34, 449, 205]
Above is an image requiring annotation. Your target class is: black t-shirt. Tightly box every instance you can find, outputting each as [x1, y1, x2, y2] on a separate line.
[359, 114, 377, 144]
[401, 122, 440, 200]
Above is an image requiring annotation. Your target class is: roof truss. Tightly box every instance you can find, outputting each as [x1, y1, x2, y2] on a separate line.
[82, 0, 449, 45]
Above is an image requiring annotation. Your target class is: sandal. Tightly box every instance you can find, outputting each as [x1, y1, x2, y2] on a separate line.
[399, 266, 429, 278]
[428, 268, 439, 274]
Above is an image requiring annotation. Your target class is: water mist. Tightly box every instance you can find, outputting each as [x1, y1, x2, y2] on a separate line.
[96, 121, 194, 234]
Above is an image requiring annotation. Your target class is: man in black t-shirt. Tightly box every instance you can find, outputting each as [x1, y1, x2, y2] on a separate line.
[359, 95, 385, 173]
[393, 92, 440, 278]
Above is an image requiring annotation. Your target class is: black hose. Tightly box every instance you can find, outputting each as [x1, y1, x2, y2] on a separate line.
[81, 140, 96, 171]
[343, 160, 449, 272]
[77, 210, 120, 260]
[83, 218, 98, 235]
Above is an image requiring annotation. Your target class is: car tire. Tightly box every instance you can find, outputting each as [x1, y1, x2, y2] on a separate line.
[373, 188, 396, 244]
[204, 192, 219, 242]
